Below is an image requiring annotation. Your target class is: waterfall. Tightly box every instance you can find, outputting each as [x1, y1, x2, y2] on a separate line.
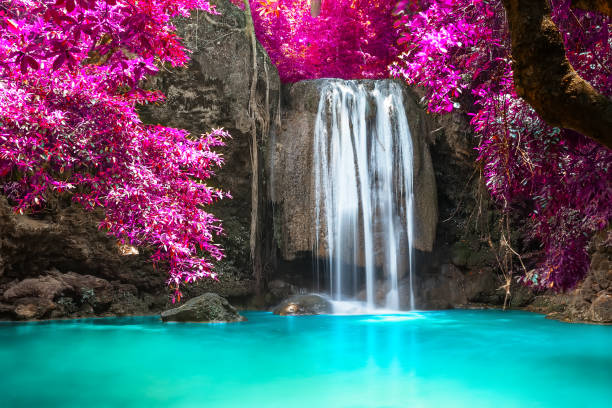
[313, 80, 416, 310]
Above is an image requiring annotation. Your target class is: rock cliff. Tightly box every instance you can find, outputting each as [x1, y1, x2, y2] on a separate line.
[139, 0, 281, 299]
[528, 231, 612, 323]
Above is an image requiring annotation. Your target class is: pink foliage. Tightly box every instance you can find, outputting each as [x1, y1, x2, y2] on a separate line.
[0, 0, 229, 299]
[233, 0, 400, 82]
[392, 0, 612, 290]
[2, 0, 610, 297]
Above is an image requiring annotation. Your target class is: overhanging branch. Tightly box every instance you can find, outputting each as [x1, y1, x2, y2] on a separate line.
[502, 0, 612, 149]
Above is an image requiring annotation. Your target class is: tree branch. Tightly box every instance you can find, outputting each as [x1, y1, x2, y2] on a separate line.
[571, 0, 612, 16]
[310, 0, 322, 17]
[502, 0, 612, 149]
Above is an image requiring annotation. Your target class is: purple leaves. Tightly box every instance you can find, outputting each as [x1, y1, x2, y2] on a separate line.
[4, 18, 20, 34]
[20, 54, 39, 73]
[392, 0, 611, 291]
[232, 0, 400, 82]
[46, 40, 81, 70]
[55, 0, 96, 13]
[1, 0, 226, 299]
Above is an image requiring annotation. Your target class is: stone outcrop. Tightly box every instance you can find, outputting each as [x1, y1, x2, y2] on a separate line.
[265, 279, 299, 306]
[269, 79, 438, 264]
[395, 102, 508, 311]
[161, 293, 246, 323]
[264, 84, 508, 311]
[413, 103, 612, 323]
[273, 294, 333, 316]
[0, 197, 168, 320]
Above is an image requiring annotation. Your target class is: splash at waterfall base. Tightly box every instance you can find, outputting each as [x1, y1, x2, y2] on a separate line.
[270, 79, 438, 312]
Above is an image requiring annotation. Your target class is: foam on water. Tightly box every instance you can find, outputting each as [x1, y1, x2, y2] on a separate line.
[329, 299, 416, 316]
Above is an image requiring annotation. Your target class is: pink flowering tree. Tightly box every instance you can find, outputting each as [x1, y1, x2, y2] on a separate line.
[391, 0, 611, 290]
[231, 0, 400, 81]
[0, 0, 230, 300]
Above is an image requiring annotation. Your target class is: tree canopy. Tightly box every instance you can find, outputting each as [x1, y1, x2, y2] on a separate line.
[1, 0, 610, 295]
[389, 0, 610, 290]
[0, 0, 229, 300]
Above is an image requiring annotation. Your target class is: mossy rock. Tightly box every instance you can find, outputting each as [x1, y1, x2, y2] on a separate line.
[161, 293, 247, 323]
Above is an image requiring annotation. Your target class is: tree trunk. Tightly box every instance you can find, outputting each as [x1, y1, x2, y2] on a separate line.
[502, 0, 612, 149]
[310, 0, 322, 17]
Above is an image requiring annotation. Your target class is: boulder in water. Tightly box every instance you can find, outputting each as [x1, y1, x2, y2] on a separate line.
[161, 293, 246, 323]
[273, 294, 332, 316]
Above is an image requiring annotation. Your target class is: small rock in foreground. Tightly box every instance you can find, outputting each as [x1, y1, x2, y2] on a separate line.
[273, 294, 332, 316]
[161, 293, 246, 323]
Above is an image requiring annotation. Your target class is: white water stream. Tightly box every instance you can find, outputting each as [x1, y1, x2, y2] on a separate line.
[313, 80, 416, 310]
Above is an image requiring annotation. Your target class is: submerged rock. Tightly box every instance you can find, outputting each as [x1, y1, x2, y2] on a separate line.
[161, 293, 246, 323]
[273, 294, 332, 316]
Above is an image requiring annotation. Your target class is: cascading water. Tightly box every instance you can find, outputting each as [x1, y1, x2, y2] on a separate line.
[313, 80, 416, 311]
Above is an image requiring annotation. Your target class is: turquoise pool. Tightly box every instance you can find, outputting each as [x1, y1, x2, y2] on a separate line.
[0, 310, 610, 407]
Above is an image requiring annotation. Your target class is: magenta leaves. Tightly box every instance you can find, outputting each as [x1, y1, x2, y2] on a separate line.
[232, 0, 400, 82]
[392, 0, 611, 291]
[0, 0, 229, 300]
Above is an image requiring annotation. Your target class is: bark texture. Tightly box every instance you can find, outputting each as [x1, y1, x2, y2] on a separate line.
[571, 0, 612, 16]
[310, 0, 322, 17]
[502, 0, 612, 149]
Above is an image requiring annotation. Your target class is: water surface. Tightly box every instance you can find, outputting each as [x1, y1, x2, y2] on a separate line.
[0, 310, 610, 407]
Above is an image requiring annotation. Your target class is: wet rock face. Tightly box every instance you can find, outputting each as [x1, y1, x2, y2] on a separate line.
[268, 279, 298, 298]
[273, 294, 333, 316]
[270, 79, 438, 266]
[161, 293, 246, 323]
[138, 0, 281, 297]
[591, 293, 612, 323]
[410, 264, 468, 309]
[267, 81, 521, 313]
[418, 107, 611, 323]
[405, 264, 526, 310]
